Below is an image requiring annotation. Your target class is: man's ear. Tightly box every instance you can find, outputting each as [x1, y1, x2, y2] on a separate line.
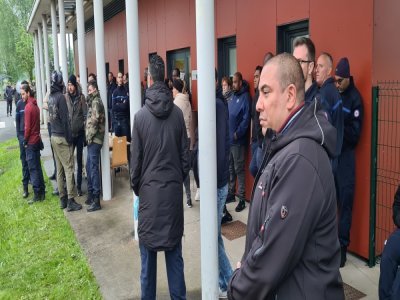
[286, 84, 297, 109]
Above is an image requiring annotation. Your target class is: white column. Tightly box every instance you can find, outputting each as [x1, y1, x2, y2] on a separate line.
[93, 0, 111, 201]
[58, 0, 68, 77]
[196, 0, 219, 298]
[42, 14, 50, 124]
[37, 24, 46, 124]
[33, 31, 43, 122]
[51, 0, 59, 71]
[125, 0, 141, 128]
[76, 0, 87, 96]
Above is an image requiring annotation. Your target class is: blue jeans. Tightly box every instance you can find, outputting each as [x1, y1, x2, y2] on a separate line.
[379, 228, 400, 300]
[26, 142, 45, 194]
[72, 133, 85, 190]
[139, 241, 186, 300]
[86, 143, 102, 197]
[217, 184, 233, 291]
[249, 141, 258, 177]
[18, 135, 30, 187]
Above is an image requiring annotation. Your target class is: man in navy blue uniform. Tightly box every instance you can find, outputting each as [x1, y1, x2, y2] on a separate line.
[227, 72, 250, 213]
[334, 57, 363, 267]
[316, 52, 344, 169]
[112, 72, 131, 142]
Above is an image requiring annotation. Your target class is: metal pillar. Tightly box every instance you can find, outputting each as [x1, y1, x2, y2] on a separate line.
[33, 31, 43, 121]
[195, 0, 219, 298]
[76, 0, 88, 96]
[42, 14, 50, 124]
[51, 0, 59, 71]
[58, 0, 68, 77]
[37, 24, 45, 123]
[93, 0, 111, 201]
[125, 0, 141, 128]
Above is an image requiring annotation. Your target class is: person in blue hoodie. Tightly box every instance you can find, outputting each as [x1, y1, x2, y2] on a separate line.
[112, 72, 131, 142]
[227, 72, 250, 213]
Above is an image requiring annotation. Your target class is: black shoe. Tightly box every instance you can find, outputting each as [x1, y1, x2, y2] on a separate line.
[235, 199, 246, 212]
[226, 193, 236, 203]
[87, 196, 101, 212]
[187, 199, 193, 208]
[85, 193, 93, 206]
[77, 188, 83, 197]
[340, 246, 347, 268]
[49, 174, 56, 180]
[67, 198, 82, 212]
[28, 193, 41, 205]
[22, 186, 29, 198]
[221, 211, 233, 225]
[39, 192, 45, 201]
[60, 196, 68, 209]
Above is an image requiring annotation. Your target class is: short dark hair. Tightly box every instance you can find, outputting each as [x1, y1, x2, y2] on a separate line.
[124, 72, 129, 79]
[233, 72, 243, 82]
[149, 55, 165, 83]
[172, 68, 180, 77]
[21, 80, 29, 86]
[108, 72, 114, 77]
[266, 53, 305, 102]
[255, 65, 263, 73]
[293, 37, 316, 62]
[88, 73, 97, 81]
[88, 80, 98, 91]
[221, 76, 232, 87]
[172, 78, 184, 93]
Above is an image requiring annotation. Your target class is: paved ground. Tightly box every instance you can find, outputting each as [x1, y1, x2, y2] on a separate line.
[0, 100, 18, 143]
[38, 125, 380, 300]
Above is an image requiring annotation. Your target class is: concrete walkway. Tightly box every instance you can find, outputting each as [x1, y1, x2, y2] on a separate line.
[40, 126, 380, 300]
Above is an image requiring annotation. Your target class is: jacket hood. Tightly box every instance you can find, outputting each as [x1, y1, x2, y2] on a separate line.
[51, 82, 64, 94]
[27, 96, 37, 106]
[145, 81, 174, 119]
[86, 91, 99, 105]
[234, 80, 250, 97]
[271, 99, 337, 159]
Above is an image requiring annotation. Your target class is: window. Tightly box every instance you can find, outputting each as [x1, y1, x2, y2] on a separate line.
[167, 48, 191, 90]
[218, 36, 237, 82]
[105, 62, 110, 77]
[277, 20, 309, 54]
[118, 59, 124, 74]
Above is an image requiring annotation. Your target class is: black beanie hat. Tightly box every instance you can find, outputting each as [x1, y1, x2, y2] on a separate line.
[335, 57, 350, 78]
[68, 74, 78, 89]
[172, 78, 184, 93]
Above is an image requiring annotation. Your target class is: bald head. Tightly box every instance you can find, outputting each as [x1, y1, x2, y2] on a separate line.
[264, 53, 305, 103]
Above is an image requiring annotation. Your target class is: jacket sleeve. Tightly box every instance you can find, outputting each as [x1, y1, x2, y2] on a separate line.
[60, 96, 72, 144]
[82, 95, 88, 119]
[130, 114, 142, 195]
[332, 93, 344, 157]
[228, 155, 326, 299]
[343, 94, 363, 149]
[15, 101, 21, 136]
[86, 101, 101, 143]
[393, 185, 400, 228]
[24, 104, 31, 142]
[235, 94, 251, 139]
[179, 112, 190, 181]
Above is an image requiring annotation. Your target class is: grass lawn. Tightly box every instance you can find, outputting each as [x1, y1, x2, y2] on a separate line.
[0, 139, 101, 299]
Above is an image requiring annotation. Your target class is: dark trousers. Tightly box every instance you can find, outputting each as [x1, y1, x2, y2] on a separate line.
[26, 142, 45, 195]
[139, 241, 186, 300]
[47, 123, 57, 175]
[249, 141, 258, 178]
[192, 150, 199, 188]
[335, 149, 356, 247]
[86, 143, 102, 197]
[18, 135, 30, 187]
[72, 133, 85, 190]
[379, 228, 400, 300]
[228, 144, 246, 200]
[6, 100, 12, 115]
[113, 117, 131, 142]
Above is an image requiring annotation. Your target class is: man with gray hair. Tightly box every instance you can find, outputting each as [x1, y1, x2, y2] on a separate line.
[228, 53, 344, 300]
[131, 54, 190, 299]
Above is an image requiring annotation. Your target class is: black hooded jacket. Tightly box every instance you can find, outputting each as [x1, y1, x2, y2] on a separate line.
[228, 100, 344, 300]
[130, 81, 190, 251]
[48, 84, 72, 143]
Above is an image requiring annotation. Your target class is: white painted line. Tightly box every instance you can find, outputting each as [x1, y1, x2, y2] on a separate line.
[0, 122, 5, 128]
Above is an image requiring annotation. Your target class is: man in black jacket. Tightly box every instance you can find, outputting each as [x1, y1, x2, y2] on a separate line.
[379, 185, 400, 299]
[48, 71, 82, 212]
[130, 55, 190, 299]
[112, 72, 130, 141]
[228, 53, 344, 300]
[107, 72, 117, 132]
[333, 57, 364, 267]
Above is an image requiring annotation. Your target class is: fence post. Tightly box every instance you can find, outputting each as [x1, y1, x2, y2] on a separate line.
[369, 86, 379, 267]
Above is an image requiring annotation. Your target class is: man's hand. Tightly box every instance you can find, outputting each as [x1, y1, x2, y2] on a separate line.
[236, 261, 241, 269]
[23, 140, 28, 148]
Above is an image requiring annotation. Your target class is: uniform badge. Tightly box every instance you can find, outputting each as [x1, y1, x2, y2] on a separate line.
[354, 109, 360, 118]
[280, 205, 288, 219]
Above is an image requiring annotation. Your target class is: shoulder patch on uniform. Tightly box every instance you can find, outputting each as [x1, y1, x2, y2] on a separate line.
[354, 109, 360, 118]
[280, 205, 288, 219]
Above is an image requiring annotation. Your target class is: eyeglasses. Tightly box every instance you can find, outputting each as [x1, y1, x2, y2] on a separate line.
[335, 78, 344, 84]
[297, 59, 313, 64]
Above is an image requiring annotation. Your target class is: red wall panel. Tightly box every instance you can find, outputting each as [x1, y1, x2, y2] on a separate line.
[277, 0, 309, 25]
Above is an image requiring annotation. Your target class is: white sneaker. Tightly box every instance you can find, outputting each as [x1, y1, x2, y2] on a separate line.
[195, 188, 200, 201]
[219, 289, 227, 299]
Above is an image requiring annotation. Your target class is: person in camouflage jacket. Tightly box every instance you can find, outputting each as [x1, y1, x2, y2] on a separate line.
[85, 80, 105, 212]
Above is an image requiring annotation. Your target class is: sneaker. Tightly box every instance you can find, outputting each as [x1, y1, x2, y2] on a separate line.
[195, 188, 200, 201]
[67, 198, 82, 212]
[60, 196, 68, 209]
[28, 193, 41, 205]
[22, 186, 29, 198]
[340, 246, 347, 268]
[187, 199, 193, 208]
[226, 193, 236, 203]
[219, 289, 228, 299]
[235, 199, 246, 212]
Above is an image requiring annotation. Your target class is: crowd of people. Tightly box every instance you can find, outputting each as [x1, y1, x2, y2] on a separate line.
[10, 34, 400, 299]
